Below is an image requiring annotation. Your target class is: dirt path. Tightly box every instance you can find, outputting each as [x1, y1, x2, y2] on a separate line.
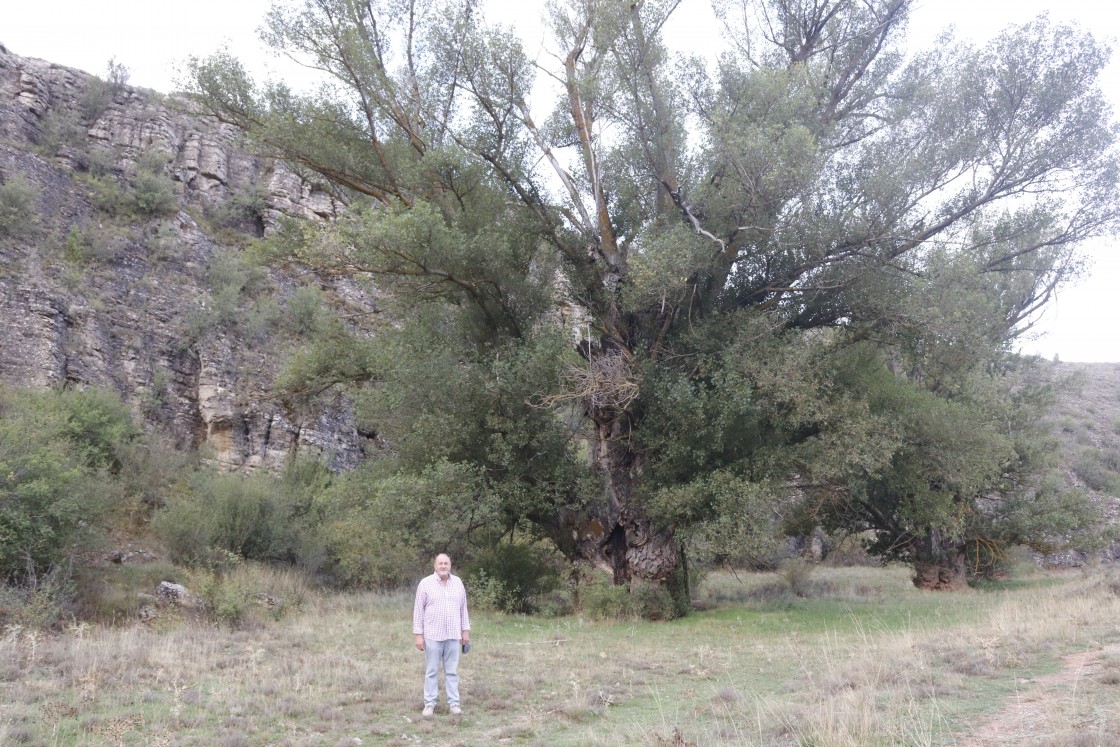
[957, 647, 1108, 746]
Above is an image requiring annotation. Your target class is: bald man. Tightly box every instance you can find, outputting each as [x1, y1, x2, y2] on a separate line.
[412, 553, 471, 717]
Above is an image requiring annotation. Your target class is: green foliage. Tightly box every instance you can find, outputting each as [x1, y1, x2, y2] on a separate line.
[0, 563, 77, 629]
[0, 386, 139, 584]
[284, 285, 331, 338]
[36, 109, 85, 154]
[205, 183, 268, 235]
[465, 542, 561, 613]
[82, 173, 128, 215]
[1073, 449, 1120, 494]
[56, 223, 120, 265]
[0, 174, 40, 239]
[154, 458, 329, 570]
[580, 577, 640, 621]
[184, 0, 1120, 595]
[83, 148, 177, 218]
[311, 460, 488, 589]
[130, 150, 178, 217]
[78, 58, 130, 124]
[184, 249, 276, 343]
[196, 567, 255, 627]
[777, 559, 817, 598]
[195, 562, 310, 628]
[579, 576, 677, 621]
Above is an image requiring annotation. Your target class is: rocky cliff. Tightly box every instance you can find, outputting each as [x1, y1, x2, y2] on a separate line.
[0, 44, 376, 470]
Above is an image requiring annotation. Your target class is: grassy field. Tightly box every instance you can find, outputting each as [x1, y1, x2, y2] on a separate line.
[3, 564, 1120, 746]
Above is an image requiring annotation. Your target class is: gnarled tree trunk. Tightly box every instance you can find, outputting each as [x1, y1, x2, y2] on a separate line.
[912, 529, 967, 590]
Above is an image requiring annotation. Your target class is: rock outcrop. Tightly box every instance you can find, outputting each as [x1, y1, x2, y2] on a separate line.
[0, 43, 375, 470]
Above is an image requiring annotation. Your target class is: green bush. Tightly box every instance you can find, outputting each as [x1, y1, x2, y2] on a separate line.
[465, 542, 561, 614]
[78, 58, 129, 124]
[0, 564, 77, 629]
[0, 386, 138, 584]
[184, 250, 275, 343]
[535, 588, 576, 617]
[36, 110, 85, 154]
[580, 577, 640, 620]
[130, 150, 178, 217]
[777, 558, 817, 597]
[0, 174, 40, 239]
[468, 569, 521, 614]
[309, 461, 489, 589]
[205, 183, 268, 235]
[82, 148, 177, 218]
[285, 285, 331, 338]
[156, 472, 295, 565]
[631, 582, 677, 620]
[1073, 449, 1120, 494]
[83, 173, 128, 215]
[51, 222, 125, 266]
[155, 457, 330, 570]
[196, 567, 256, 628]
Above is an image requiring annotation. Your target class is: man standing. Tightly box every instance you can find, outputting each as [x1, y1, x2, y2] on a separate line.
[412, 553, 471, 717]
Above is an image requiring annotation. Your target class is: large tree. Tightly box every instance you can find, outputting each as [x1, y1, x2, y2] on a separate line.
[186, 0, 1118, 594]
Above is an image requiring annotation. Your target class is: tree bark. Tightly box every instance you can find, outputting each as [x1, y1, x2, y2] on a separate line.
[549, 396, 681, 589]
[911, 529, 967, 591]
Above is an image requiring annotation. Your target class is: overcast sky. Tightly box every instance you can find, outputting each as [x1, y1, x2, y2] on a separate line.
[3, 0, 1118, 361]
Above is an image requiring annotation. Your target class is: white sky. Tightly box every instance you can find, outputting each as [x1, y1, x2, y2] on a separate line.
[3, 0, 1118, 361]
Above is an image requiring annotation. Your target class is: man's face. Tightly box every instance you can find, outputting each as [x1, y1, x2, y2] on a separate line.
[434, 555, 452, 579]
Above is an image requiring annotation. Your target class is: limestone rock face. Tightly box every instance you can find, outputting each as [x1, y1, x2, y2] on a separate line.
[0, 43, 374, 471]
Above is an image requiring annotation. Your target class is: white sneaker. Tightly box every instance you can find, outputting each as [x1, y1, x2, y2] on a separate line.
[422, 705, 434, 718]
[450, 705, 462, 715]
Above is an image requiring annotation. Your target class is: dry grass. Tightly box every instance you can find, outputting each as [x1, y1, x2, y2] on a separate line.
[2, 565, 1120, 745]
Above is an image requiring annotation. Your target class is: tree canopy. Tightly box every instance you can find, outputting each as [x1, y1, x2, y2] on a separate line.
[186, 0, 1119, 596]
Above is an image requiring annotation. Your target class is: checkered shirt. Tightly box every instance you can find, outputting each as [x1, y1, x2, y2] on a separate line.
[412, 573, 470, 641]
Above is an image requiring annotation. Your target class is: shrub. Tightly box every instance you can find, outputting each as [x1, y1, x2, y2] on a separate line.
[0, 564, 77, 630]
[206, 183, 268, 235]
[78, 58, 129, 124]
[778, 558, 817, 597]
[156, 472, 293, 565]
[0, 386, 138, 584]
[285, 285, 330, 338]
[155, 458, 329, 571]
[631, 582, 677, 620]
[1073, 449, 1120, 494]
[184, 250, 275, 342]
[468, 569, 520, 614]
[465, 542, 561, 613]
[580, 577, 640, 621]
[0, 174, 40, 239]
[82, 148, 177, 218]
[36, 110, 85, 154]
[312, 461, 485, 589]
[196, 568, 256, 628]
[129, 150, 178, 217]
[57, 223, 120, 264]
[83, 173, 128, 215]
[535, 588, 576, 617]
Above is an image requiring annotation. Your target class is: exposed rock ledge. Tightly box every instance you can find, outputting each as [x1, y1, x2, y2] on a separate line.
[0, 43, 376, 470]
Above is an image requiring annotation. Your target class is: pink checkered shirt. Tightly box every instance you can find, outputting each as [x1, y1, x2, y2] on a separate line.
[412, 573, 470, 641]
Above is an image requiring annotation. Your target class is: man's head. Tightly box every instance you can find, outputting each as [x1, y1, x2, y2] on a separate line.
[433, 553, 452, 579]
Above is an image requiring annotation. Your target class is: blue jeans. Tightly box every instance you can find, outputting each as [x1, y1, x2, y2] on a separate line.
[423, 638, 461, 707]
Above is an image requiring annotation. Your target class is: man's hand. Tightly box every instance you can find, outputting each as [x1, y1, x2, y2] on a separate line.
[415, 634, 425, 651]
[461, 631, 470, 645]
